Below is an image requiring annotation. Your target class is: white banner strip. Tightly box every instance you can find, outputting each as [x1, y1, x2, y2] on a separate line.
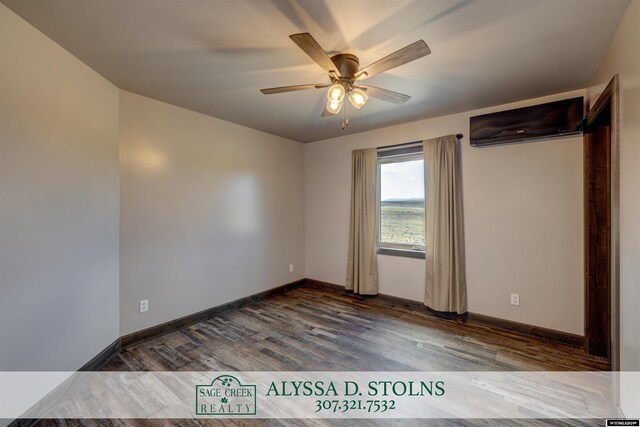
[1, 371, 637, 419]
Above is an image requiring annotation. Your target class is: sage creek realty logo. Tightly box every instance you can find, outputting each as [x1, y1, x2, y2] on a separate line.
[196, 375, 256, 415]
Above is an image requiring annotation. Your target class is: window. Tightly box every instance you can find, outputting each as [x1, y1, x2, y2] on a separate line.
[377, 145, 425, 258]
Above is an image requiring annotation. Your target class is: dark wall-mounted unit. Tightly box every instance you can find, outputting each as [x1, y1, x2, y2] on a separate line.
[470, 97, 584, 147]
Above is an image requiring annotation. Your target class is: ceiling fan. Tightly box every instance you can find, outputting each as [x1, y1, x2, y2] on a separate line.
[260, 33, 431, 126]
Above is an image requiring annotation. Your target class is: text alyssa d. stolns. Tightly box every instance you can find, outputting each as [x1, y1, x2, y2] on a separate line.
[265, 379, 445, 397]
[265, 379, 446, 415]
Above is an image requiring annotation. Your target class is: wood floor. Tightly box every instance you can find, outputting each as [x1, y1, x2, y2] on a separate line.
[104, 286, 608, 373]
[45, 285, 609, 426]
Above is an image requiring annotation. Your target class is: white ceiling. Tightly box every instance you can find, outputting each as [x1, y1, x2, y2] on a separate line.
[2, 0, 628, 142]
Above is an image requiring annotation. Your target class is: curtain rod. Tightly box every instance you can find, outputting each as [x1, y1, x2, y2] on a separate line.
[377, 134, 464, 150]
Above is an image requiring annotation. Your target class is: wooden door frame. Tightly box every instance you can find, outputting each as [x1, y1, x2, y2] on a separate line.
[583, 74, 620, 371]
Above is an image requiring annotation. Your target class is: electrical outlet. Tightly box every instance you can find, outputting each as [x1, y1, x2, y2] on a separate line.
[139, 299, 149, 313]
[510, 294, 520, 306]
[289, 264, 294, 273]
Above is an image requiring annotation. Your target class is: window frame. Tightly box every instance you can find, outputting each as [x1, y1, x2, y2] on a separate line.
[376, 146, 426, 259]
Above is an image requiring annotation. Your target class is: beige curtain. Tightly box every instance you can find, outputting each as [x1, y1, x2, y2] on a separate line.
[423, 135, 467, 313]
[346, 148, 378, 295]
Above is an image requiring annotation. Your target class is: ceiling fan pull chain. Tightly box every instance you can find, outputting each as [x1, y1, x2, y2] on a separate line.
[342, 101, 349, 129]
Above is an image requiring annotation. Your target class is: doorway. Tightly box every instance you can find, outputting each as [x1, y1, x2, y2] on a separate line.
[583, 75, 620, 367]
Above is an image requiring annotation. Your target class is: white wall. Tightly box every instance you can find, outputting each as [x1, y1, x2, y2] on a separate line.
[587, 0, 640, 417]
[305, 90, 585, 335]
[119, 91, 305, 336]
[0, 3, 120, 370]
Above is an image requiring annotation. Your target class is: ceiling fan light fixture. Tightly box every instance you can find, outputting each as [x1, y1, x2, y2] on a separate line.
[348, 88, 368, 109]
[327, 84, 345, 102]
[326, 99, 343, 115]
[354, 71, 368, 81]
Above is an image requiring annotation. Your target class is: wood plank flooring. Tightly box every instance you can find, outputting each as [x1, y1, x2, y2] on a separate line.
[43, 285, 609, 426]
[105, 286, 608, 373]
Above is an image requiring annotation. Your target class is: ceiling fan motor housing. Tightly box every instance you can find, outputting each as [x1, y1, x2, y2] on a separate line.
[331, 53, 359, 79]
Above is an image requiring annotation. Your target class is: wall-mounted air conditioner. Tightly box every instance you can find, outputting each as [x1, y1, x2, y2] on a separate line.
[470, 97, 584, 147]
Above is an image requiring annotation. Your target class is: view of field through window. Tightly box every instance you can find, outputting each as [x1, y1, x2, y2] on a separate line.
[379, 158, 425, 249]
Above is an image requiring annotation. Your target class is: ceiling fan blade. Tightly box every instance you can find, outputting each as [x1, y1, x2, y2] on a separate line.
[358, 40, 430, 79]
[260, 84, 327, 94]
[360, 85, 411, 104]
[290, 33, 341, 77]
[314, 83, 332, 89]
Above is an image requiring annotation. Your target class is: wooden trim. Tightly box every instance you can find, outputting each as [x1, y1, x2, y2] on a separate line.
[609, 75, 621, 372]
[583, 75, 621, 413]
[305, 279, 585, 348]
[584, 77, 615, 128]
[121, 279, 306, 348]
[583, 74, 620, 365]
[466, 313, 584, 348]
[607, 75, 621, 411]
[583, 123, 612, 357]
[79, 338, 121, 371]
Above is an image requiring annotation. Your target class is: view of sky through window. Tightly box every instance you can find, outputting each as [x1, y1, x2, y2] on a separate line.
[380, 159, 424, 201]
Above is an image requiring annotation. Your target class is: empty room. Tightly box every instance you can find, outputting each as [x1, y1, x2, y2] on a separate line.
[1, 0, 639, 425]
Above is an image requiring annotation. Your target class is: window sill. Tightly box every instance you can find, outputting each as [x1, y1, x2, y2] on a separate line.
[377, 247, 425, 259]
